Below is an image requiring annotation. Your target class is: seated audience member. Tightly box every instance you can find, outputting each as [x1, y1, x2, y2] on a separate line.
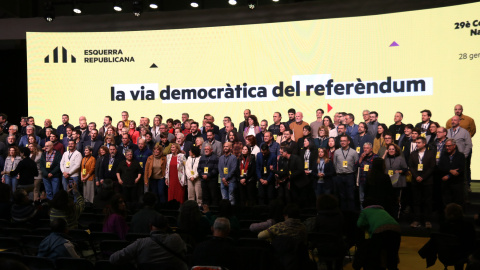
[193, 217, 239, 269]
[49, 182, 85, 229]
[205, 199, 240, 232]
[93, 178, 115, 210]
[365, 157, 395, 217]
[353, 198, 401, 270]
[177, 200, 211, 244]
[110, 214, 188, 269]
[11, 188, 47, 223]
[312, 195, 346, 270]
[439, 203, 475, 269]
[37, 218, 80, 260]
[250, 199, 284, 233]
[258, 204, 311, 270]
[131, 192, 162, 234]
[103, 194, 129, 240]
[258, 203, 307, 243]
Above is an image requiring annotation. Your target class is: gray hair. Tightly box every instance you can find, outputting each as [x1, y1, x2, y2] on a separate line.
[203, 143, 212, 149]
[446, 138, 456, 145]
[176, 133, 185, 139]
[363, 110, 370, 114]
[124, 149, 133, 155]
[213, 217, 231, 233]
[84, 145, 93, 152]
[160, 123, 168, 129]
[363, 142, 373, 148]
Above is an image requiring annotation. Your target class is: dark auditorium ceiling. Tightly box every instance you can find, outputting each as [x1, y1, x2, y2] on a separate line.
[0, 0, 305, 19]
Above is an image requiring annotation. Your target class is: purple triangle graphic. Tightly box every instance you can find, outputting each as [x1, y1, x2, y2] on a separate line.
[390, 41, 399, 47]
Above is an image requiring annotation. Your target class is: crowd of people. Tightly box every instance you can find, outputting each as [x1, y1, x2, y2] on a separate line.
[0, 104, 475, 227]
[0, 104, 477, 269]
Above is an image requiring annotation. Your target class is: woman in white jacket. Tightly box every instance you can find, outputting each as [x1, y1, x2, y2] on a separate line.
[185, 146, 202, 206]
[165, 143, 187, 204]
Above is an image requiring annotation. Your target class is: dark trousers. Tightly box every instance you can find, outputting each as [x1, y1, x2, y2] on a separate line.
[442, 182, 464, 206]
[335, 174, 356, 211]
[258, 181, 276, 205]
[466, 151, 472, 186]
[238, 180, 257, 206]
[201, 178, 219, 206]
[150, 178, 167, 204]
[291, 184, 310, 208]
[393, 188, 402, 220]
[277, 181, 292, 204]
[412, 182, 433, 222]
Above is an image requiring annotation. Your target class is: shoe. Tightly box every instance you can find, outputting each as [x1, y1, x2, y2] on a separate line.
[410, 221, 421, 228]
[425, 222, 432, 229]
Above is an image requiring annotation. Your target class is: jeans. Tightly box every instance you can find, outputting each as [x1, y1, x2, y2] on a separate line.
[315, 181, 332, 196]
[150, 178, 167, 204]
[43, 177, 60, 200]
[4, 175, 18, 192]
[62, 176, 79, 191]
[334, 174, 356, 211]
[220, 180, 237, 205]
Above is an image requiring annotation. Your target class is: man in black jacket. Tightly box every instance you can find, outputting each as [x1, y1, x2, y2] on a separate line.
[197, 143, 219, 206]
[104, 144, 125, 193]
[438, 139, 465, 206]
[409, 137, 436, 229]
[283, 146, 309, 207]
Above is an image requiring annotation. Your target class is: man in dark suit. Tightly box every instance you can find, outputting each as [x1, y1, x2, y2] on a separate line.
[220, 121, 236, 144]
[117, 134, 138, 156]
[238, 109, 251, 139]
[415, 109, 434, 136]
[176, 133, 193, 158]
[283, 146, 310, 207]
[103, 144, 126, 193]
[82, 129, 103, 157]
[438, 138, 466, 206]
[402, 128, 420, 164]
[409, 136, 436, 229]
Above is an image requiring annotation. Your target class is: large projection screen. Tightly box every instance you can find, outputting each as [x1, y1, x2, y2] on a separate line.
[27, 2, 480, 178]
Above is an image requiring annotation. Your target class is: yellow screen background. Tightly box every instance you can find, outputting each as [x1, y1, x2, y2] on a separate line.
[27, 3, 480, 177]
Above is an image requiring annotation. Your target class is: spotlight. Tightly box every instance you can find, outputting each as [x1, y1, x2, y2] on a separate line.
[272, 0, 279, 2]
[149, 1, 158, 9]
[132, 0, 143, 17]
[113, 0, 123, 12]
[247, 0, 257, 9]
[190, 1, 199, 8]
[44, 1, 55, 22]
[73, 1, 82, 14]
[228, 0, 237, 5]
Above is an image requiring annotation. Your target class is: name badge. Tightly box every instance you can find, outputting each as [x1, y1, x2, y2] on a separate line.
[82, 168, 87, 175]
[436, 152, 440, 159]
[356, 147, 360, 153]
[191, 170, 195, 175]
[224, 167, 228, 174]
[304, 161, 309, 169]
[241, 169, 245, 175]
[108, 164, 113, 171]
[66, 161, 70, 168]
[66, 146, 69, 151]
[139, 162, 143, 168]
[396, 133, 401, 141]
[289, 171, 292, 175]
[60, 134, 64, 140]
[342, 161, 348, 168]
[421, 133, 426, 138]
[263, 167, 267, 174]
[26, 144, 29, 147]
[280, 169, 283, 172]
[388, 170, 394, 176]
[46, 162, 51, 168]
[273, 134, 277, 140]
[204, 167, 208, 174]
[418, 164, 423, 171]
[363, 165, 369, 171]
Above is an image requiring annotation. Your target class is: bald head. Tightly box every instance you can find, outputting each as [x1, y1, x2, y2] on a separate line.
[454, 104, 463, 116]
[295, 112, 303, 123]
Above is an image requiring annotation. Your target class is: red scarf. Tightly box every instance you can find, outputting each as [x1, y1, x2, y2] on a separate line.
[240, 155, 250, 173]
